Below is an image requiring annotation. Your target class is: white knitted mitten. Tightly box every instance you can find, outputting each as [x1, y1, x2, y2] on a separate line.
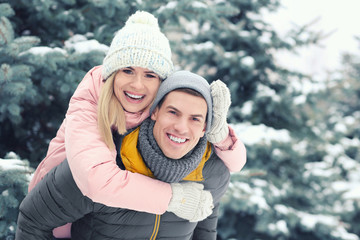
[168, 182, 214, 222]
[207, 80, 231, 143]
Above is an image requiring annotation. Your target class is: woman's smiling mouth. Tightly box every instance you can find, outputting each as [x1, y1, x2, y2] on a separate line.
[125, 91, 145, 100]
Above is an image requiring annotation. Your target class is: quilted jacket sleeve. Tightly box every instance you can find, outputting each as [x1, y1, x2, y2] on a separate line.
[192, 149, 231, 239]
[16, 160, 93, 240]
[64, 66, 171, 214]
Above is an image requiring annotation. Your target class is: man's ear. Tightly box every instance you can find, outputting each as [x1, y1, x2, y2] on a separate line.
[200, 123, 206, 137]
[151, 107, 158, 121]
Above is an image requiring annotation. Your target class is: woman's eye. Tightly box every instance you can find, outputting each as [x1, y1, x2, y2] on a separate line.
[146, 74, 157, 79]
[123, 69, 133, 74]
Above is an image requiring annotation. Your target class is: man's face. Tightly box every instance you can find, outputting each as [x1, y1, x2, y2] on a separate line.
[151, 90, 207, 159]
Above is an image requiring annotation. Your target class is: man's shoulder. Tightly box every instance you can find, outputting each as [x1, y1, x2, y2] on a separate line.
[205, 145, 230, 175]
[202, 149, 231, 203]
[203, 148, 231, 185]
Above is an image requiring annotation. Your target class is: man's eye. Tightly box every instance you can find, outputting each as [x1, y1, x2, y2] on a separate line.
[169, 110, 176, 115]
[192, 117, 200, 122]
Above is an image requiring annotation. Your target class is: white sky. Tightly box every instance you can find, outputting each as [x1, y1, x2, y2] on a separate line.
[266, 0, 360, 78]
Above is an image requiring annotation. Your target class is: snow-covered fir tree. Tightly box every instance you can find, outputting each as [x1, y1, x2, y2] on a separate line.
[0, 152, 32, 239]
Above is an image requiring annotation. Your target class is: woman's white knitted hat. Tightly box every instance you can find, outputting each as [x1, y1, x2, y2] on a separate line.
[102, 11, 173, 80]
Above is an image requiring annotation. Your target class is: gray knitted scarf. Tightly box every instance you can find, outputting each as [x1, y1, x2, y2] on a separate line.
[138, 118, 207, 183]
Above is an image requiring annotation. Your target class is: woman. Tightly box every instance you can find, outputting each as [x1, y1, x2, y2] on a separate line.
[27, 11, 246, 239]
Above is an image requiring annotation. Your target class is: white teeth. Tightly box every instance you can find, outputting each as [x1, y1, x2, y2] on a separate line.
[169, 135, 186, 143]
[126, 92, 143, 99]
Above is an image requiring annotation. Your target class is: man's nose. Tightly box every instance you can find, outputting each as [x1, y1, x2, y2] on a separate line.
[173, 118, 188, 134]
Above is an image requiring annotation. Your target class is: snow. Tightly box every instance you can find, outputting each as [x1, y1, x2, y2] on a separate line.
[249, 194, 270, 210]
[0, 159, 30, 171]
[300, 212, 338, 229]
[2, 189, 9, 196]
[241, 56, 255, 67]
[191, 41, 214, 51]
[26, 46, 66, 56]
[0, 152, 33, 181]
[289, 77, 326, 94]
[257, 84, 281, 101]
[252, 178, 268, 187]
[231, 182, 252, 194]
[231, 122, 291, 145]
[325, 143, 344, 157]
[343, 188, 360, 200]
[192, 1, 207, 8]
[268, 220, 289, 235]
[303, 137, 360, 201]
[340, 137, 360, 149]
[274, 204, 359, 240]
[332, 227, 360, 240]
[338, 156, 359, 171]
[240, 101, 253, 115]
[239, 30, 251, 38]
[25, 34, 109, 57]
[335, 122, 347, 133]
[157, 1, 178, 12]
[331, 155, 360, 199]
[292, 140, 308, 155]
[274, 204, 290, 215]
[64, 34, 109, 54]
[293, 94, 306, 105]
[259, 31, 272, 44]
[304, 161, 340, 178]
[0, 152, 34, 183]
[276, 220, 289, 234]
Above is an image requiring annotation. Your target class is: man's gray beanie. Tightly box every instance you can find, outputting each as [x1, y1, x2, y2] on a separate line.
[150, 70, 213, 133]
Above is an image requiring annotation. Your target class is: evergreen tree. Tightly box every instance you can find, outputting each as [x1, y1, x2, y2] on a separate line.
[215, 44, 360, 239]
[0, 1, 110, 163]
[0, 2, 40, 155]
[0, 152, 33, 239]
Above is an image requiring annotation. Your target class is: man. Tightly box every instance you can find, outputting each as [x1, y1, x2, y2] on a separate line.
[16, 71, 231, 240]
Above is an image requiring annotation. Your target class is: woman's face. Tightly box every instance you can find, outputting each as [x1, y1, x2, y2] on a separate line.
[114, 67, 161, 113]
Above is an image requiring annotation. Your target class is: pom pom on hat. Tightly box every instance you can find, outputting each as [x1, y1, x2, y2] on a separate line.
[102, 11, 173, 80]
[125, 11, 160, 30]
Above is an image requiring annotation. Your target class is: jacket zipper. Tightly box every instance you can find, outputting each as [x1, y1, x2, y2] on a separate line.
[150, 214, 161, 239]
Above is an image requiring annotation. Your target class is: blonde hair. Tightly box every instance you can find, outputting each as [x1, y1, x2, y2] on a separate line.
[98, 73, 127, 150]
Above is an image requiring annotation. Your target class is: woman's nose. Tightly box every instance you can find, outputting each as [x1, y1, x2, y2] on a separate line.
[130, 75, 144, 89]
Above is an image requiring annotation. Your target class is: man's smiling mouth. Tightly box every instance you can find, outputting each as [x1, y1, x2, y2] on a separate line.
[168, 134, 187, 143]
